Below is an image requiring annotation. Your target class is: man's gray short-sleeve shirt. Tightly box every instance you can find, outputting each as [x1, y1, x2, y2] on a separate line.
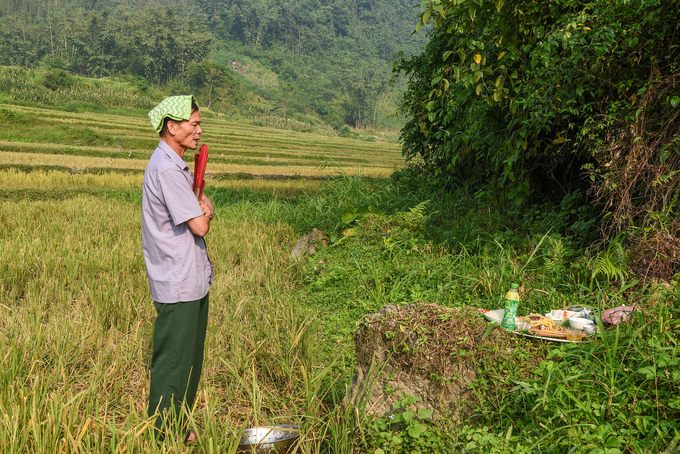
[142, 140, 214, 303]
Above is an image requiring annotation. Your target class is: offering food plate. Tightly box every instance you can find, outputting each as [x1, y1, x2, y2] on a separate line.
[512, 331, 589, 343]
[481, 309, 590, 342]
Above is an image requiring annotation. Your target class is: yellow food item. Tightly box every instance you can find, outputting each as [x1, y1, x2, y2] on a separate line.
[521, 313, 569, 337]
[522, 313, 555, 329]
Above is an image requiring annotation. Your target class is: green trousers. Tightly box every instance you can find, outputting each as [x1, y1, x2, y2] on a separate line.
[148, 293, 209, 436]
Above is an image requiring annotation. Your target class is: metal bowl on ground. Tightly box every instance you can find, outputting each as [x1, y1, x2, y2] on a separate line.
[237, 425, 299, 454]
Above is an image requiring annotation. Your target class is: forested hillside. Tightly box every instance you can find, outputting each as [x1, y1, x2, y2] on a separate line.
[0, 0, 426, 130]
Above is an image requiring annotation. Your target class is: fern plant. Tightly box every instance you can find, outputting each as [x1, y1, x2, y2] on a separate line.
[543, 236, 566, 278]
[590, 235, 628, 289]
[408, 200, 430, 220]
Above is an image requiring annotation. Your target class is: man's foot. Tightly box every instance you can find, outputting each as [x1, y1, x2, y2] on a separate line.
[185, 430, 198, 444]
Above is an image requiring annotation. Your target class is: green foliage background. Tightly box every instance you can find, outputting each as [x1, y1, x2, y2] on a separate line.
[0, 0, 427, 130]
[396, 0, 680, 232]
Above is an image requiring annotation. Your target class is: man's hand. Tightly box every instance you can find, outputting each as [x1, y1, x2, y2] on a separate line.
[199, 194, 214, 220]
[187, 195, 214, 237]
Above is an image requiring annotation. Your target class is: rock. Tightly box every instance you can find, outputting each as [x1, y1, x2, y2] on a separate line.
[290, 228, 329, 261]
[347, 304, 479, 422]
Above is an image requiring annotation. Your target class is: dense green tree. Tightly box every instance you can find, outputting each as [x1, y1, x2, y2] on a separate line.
[397, 0, 680, 231]
[0, 5, 212, 83]
[340, 63, 390, 129]
[187, 59, 241, 108]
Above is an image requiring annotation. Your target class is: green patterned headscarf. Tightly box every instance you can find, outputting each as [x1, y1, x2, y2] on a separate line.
[148, 95, 198, 133]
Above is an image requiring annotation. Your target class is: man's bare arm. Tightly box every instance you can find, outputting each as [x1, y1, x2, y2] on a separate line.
[187, 214, 210, 237]
[187, 195, 214, 237]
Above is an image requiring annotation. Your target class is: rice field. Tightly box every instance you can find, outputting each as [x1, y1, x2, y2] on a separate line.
[0, 102, 404, 452]
[0, 188, 318, 453]
[0, 103, 404, 180]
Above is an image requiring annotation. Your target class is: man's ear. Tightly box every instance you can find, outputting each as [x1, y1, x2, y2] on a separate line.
[166, 120, 176, 136]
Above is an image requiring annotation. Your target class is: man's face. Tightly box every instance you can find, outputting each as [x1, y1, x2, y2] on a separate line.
[172, 110, 202, 151]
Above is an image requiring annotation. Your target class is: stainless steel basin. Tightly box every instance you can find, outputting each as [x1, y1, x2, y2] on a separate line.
[237, 425, 299, 453]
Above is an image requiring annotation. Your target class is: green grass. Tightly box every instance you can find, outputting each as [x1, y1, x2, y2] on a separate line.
[293, 176, 680, 453]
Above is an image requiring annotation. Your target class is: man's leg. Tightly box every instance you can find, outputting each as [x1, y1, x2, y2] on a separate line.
[148, 293, 209, 437]
[185, 293, 209, 410]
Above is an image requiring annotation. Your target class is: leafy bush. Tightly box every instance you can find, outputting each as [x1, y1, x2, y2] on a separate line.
[284, 175, 396, 236]
[42, 68, 73, 91]
[396, 0, 680, 231]
[187, 59, 244, 109]
[118, 74, 149, 93]
[338, 125, 355, 138]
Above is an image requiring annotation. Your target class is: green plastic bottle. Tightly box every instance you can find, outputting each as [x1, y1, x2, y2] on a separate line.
[501, 283, 520, 330]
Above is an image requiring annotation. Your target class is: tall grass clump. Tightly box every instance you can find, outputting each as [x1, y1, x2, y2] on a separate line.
[283, 174, 399, 235]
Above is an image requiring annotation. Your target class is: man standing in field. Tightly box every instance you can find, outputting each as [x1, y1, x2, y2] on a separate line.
[142, 95, 214, 443]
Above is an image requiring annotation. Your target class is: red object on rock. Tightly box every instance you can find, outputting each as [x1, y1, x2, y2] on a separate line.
[193, 144, 208, 199]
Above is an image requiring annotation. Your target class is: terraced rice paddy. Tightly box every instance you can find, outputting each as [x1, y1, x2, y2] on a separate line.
[0, 103, 404, 181]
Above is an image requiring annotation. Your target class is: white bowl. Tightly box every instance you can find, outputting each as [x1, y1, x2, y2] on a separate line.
[569, 317, 594, 331]
[583, 324, 596, 335]
[483, 309, 505, 323]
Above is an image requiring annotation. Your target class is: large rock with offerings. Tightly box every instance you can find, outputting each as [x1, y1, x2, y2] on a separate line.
[347, 304, 491, 422]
